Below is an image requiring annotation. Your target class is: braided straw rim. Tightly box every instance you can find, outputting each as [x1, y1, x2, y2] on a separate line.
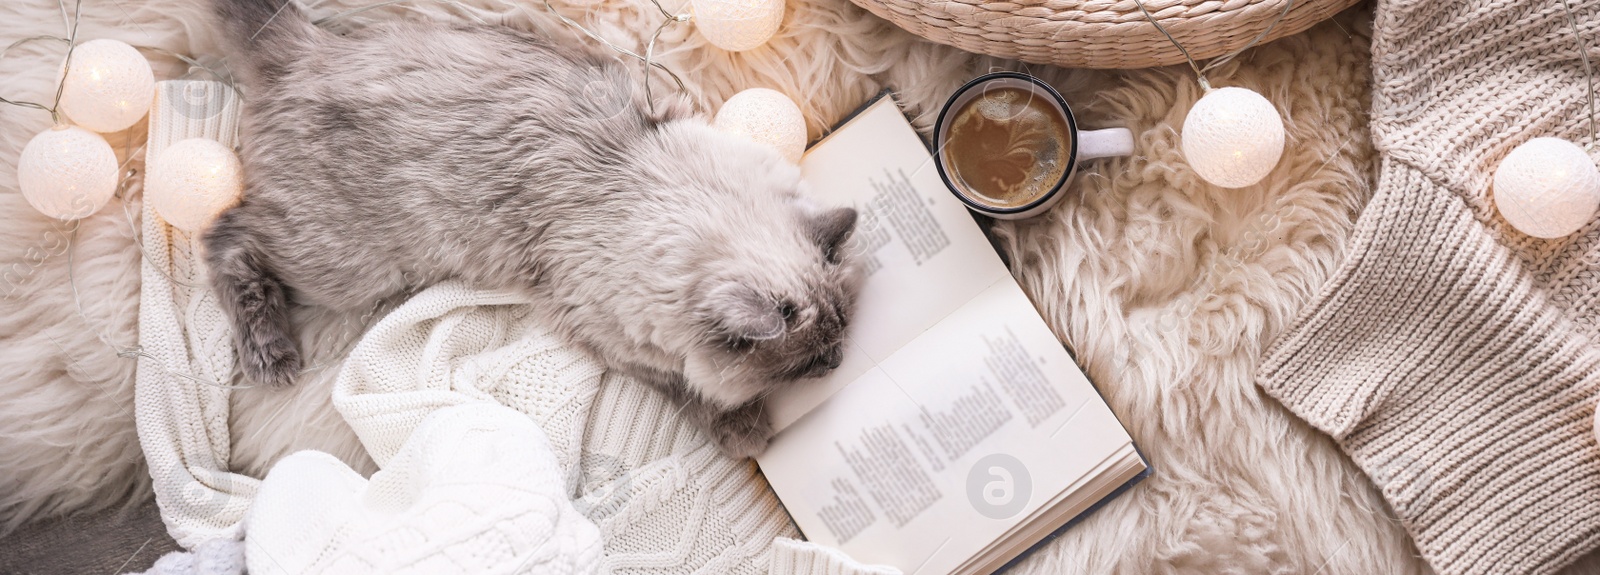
[847, 0, 1363, 69]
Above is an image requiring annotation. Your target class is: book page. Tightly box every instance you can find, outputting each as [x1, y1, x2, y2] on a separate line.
[757, 280, 1133, 574]
[756, 96, 1139, 574]
[769, 97, 1012, 431]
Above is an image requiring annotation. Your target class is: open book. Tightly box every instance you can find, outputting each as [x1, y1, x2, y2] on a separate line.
[756, 94, 1148, 574]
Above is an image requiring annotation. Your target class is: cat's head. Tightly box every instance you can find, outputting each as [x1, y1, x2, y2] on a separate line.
[684, 202, 861, 409]
[649, 121, 865, 410]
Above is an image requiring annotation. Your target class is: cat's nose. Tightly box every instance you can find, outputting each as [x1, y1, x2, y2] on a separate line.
[799, 345, 844, 378]
[823, 345, 842, 369]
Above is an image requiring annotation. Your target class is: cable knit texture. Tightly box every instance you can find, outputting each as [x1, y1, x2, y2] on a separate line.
[1257, 1, 1600, 574]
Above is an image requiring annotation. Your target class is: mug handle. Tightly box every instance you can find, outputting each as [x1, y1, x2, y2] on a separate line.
[1078, 128, 1135, 162]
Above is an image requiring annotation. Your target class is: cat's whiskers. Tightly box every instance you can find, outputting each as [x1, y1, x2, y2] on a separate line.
[712, 349, 755, 387]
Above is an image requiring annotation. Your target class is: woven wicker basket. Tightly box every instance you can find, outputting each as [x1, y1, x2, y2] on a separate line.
[849, 0, 1362, 69]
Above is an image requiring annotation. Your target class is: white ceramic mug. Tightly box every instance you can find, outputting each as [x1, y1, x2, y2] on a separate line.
[933, 72, 1134, 220]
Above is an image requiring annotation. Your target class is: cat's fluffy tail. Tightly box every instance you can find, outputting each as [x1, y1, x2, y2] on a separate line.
[213, 0, 317, 84]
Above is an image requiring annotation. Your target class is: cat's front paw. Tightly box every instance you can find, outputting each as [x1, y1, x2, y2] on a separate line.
[239, 334, 301, 388]
[708, 401, 773, 459]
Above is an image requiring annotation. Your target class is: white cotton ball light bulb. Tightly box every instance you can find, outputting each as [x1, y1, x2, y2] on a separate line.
[147, 138, 245, 232]
[1493, 137, 1600, 239]
[1181, 86, 1286, 189]
[58, 39, 155, 134]
[692, 0, 784, 52]
[714, 88, 807, 164]
[18, 125, 121, 220]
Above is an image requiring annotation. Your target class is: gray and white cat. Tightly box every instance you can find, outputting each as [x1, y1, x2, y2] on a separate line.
[205, 0, 861, 457]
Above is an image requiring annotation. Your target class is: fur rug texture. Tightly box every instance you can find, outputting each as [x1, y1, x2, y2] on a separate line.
[0, 0, 1539, 573]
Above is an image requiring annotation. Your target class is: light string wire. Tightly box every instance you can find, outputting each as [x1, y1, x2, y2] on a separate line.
[0, 0, 81, 124]
[136, 45, 237, 89]
[539, 0, 689, 114]
[316, 0, 690, 112]
[1132, 0, 1296, 91]
[1559, 0, 1597, 148]
[313, 0, 691, 112]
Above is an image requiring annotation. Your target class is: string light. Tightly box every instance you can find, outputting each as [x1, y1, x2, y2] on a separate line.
[3, 1, 140, 222]
[1, 2, 105, 223]
[1181, 87, 1285, 189]
[147, 137, 245, 232]
[57, 38, 155, 133]
[714, 87, 806, 163]
[1135, 0, 1293, 189]
[691, 0, 784, 52]
[17, 124, 120, 220]
[1492, 0, 1599, 239]
[1494, 138, 1600, 238]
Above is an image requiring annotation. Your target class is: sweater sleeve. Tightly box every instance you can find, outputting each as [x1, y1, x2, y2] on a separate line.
[1258, 0, 1600, 572]
[1259, 159, 1600, 575]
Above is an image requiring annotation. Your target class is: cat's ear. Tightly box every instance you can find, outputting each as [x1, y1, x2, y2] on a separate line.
[809, 207, 857, 264]
[704, 282, 785, 343]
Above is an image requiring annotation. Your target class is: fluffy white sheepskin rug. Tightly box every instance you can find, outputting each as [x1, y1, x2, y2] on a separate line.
[0, 0, 1472, 572]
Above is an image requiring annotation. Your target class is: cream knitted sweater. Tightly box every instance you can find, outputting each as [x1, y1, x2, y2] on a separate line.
[1257, 1, 1600, 574]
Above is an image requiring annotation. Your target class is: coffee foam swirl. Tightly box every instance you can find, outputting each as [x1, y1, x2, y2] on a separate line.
[943, 88, 1070, 209]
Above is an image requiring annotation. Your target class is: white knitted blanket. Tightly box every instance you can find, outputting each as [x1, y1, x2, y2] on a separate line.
[132, 81, 896, 575]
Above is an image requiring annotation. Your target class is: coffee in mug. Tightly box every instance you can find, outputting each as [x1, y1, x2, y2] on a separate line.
[942, 87, 1073, 210]
[934, 73, 1135, 220]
